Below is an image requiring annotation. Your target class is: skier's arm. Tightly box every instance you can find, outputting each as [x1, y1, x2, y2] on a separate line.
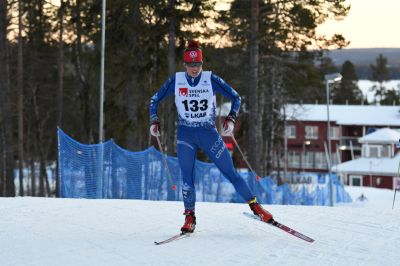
[149, 75, 175, 123]
[211, 73, 241, 118]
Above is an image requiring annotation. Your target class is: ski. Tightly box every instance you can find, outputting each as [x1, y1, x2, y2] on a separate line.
[243, 212, 315, 243]
[154, 232, 192, 245]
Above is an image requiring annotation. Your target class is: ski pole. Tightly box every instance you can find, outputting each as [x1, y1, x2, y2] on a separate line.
[230, 134, 261, 181]
[155, 135, 177, 191]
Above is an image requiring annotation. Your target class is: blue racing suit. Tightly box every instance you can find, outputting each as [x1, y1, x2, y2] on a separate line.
[149, 71, 254, 210]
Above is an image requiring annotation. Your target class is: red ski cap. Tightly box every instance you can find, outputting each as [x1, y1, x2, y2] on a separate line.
[183, 40, 203, 65]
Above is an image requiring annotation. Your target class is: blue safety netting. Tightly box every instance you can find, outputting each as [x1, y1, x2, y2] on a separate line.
[58, 128, 352, 205]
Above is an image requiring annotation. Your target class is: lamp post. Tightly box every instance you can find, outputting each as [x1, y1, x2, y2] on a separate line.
[97, 0, 106, 198]
[325, 73, 342, 207]
[99, 0, 106, 144]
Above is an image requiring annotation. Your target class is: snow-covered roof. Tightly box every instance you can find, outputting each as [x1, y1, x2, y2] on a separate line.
[358, 127, 400, 144]
[286, 104, 400, 126]
[332, 153, 400, 176]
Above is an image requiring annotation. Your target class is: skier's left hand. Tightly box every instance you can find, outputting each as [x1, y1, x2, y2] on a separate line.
[150, 118, 161, 137]
[221, 115, 235, 136]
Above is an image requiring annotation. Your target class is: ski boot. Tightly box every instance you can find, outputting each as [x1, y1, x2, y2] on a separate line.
[248, 197, 273, 223]
[181, 209, 196, 233]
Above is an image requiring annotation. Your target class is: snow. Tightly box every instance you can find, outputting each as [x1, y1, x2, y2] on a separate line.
[359, 127, 400, 144]
[284, 80, 400, 126]
[358, 80, 400, 103]
[1, 187, 400, 266]
[333, 127, 400, 175]
[333, 153, 400, 176]
[218, 81, 400, 125]
[286, 104, 400, 126]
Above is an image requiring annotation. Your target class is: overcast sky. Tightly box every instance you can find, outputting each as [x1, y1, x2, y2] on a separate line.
[316, 0, 400, 49]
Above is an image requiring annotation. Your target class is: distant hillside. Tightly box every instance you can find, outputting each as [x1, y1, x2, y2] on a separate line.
[326, 48, 400, 79]
[327, 48, 400, 66]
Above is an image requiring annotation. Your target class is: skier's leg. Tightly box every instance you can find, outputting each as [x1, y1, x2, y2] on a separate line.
[198, 128, 273, 221]
[177, 127, 198, 211]
[199, 128, 253, 202]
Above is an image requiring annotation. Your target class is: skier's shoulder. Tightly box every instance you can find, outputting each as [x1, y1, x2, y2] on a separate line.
[159, 74, 176, 91]
[167, 73, 177, 83]
[210, 72, 226, 84]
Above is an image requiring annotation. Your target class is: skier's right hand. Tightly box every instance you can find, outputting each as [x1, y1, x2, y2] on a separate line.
[221, 115, 235, 136]
[150, 118, 160, 137]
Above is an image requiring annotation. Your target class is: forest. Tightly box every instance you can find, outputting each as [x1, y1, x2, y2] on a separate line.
[0, 0, 396, 197]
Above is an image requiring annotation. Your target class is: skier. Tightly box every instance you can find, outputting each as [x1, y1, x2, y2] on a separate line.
[149, 40, 273, 233]
[357, 193, 368, 202]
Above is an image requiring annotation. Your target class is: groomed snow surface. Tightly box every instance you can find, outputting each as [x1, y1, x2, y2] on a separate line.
[1, 186, 400, 266]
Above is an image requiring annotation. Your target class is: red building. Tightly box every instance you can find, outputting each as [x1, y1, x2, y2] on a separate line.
[285, 104, 400, 189]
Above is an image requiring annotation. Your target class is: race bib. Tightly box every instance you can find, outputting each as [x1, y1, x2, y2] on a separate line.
[175, 71, 215, 123]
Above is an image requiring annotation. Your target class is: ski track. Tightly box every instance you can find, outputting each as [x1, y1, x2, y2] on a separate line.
[0, 186, 399, 266]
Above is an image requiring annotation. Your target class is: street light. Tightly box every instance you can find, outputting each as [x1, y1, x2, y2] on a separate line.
[97, 0, 106, 198]
[325, 73, 342, 207]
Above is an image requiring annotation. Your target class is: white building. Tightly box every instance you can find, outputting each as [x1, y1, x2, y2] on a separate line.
[333, 127, 400, 189]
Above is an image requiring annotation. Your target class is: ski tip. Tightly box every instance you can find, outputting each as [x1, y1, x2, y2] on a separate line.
[302, 237, 315, 243]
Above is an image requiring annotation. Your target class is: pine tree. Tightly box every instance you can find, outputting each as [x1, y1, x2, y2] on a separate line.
[380, 89, 400, 105]
[331, 60, 363, 104]
[217, 0, 350, 175]
[370, 54, 390, 103]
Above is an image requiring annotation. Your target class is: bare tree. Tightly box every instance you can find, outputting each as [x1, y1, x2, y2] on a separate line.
[32, 86, 51, 196]
[73, 0, 94, 144]
[248, 0, 261, 174]
[0, 0, 16, 196]
[57, 0, 66, 129]
[165, 0, 177, 156]
[55, 0, 66, 197]
[17, 0, 24, 196]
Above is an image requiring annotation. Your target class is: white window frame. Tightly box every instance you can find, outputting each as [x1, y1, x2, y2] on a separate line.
[305, 126, 319, 139]
[362, 144, 389, 158]
[285, 125, 296, 139]
[369, 145, 379, 157]
[381, 145, 391, 157]
[303, 152, 313, 168]
[288, 151, 300, 168]
[393, 176, 400, 190]
[329, 126, 340, 140]
[314, 152, 327, 169]
[350, 175, 363, 186]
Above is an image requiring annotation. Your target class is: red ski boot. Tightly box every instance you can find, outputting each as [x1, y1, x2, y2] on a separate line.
[248, 197, 273, 223]
[181, 210, 196, 233]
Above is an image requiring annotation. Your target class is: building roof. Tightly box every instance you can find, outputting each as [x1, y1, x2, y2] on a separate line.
[332, 153, 400, 176]
[359, 127, 400, 144]
[286, 104, 400, 126]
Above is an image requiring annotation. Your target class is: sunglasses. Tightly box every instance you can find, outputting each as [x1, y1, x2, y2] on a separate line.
[186, 62, 203, 67]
